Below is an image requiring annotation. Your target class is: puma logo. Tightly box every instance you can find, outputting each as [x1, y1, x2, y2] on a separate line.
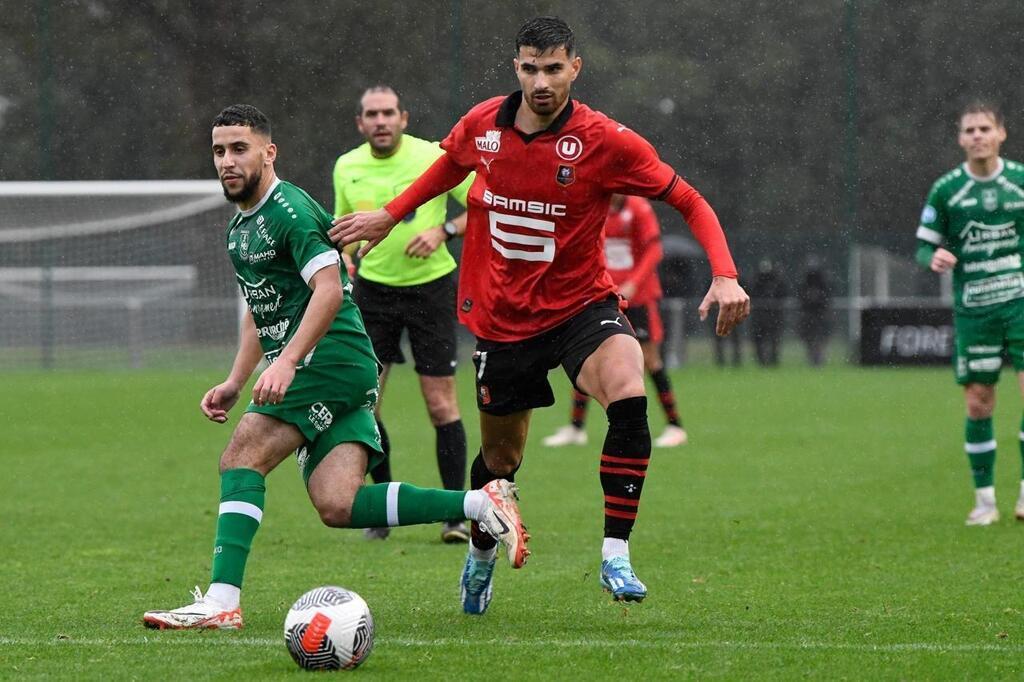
[600, 318, 623, 327]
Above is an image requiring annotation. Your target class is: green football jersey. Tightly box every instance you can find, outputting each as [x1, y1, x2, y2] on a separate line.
[226, 179, 377, 366]
[332, 134, 474, 286]
[917, 158, 1024, 313]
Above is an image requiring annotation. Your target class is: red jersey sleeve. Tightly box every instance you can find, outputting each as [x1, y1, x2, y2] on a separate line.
[601, 125, 677, 198]
[439, 114, 478, 169]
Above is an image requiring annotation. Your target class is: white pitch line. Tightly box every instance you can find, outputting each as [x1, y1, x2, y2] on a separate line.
[0, 636, 1021, 654]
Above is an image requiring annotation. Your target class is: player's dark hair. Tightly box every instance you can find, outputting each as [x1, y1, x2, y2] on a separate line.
[212, 104, 271, 138]
[357, 85, 404, 116]
[960, 100, 1004, 127]
[515, 16, 575, 57]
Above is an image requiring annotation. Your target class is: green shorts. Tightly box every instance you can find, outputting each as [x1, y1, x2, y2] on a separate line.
[954, 299, 1024, 385]
[246, 339, 384, 484]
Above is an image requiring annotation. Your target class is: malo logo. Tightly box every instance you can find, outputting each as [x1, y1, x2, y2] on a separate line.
[556, 135, 583, 161]
[475, 130, 501, 153]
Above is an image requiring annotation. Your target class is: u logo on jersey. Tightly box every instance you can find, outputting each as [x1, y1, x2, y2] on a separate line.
[556, 135, 583, 161]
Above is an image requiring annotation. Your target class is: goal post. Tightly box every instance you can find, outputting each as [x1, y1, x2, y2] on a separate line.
[0, 181, 238, 369]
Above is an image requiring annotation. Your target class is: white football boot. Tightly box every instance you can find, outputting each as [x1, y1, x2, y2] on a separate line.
[143, 586, 243, 630]
[965, 487, 999, 526]
[542, 425, 588, 447]
[477, 480, 530, 568]
[654, 425, 688, 447]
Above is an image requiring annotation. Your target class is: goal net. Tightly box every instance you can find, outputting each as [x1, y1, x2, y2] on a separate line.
[0, 181, 238, 369]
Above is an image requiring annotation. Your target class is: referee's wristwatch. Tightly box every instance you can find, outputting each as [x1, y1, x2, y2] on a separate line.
[443, 220, 458, 241]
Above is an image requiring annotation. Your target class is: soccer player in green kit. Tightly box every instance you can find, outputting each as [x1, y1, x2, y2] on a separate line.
[333, 86, 473, 543]
[916, 102, 1024, 526]
[142, 105, 527, 630]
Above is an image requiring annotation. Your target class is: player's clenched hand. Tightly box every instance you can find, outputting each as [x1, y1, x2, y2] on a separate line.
[201, 381, 241, 423]
[328, 209, 397, 258]
[930, 247, 957, 273]
[699, 276, 751, 337]
[252, 361, 296, 406]
[405, 226, 445, 259]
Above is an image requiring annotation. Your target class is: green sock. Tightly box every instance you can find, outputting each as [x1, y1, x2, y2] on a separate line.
[211, 468, 266, 588]
[349, 482, 466, 528]
[965, 418, 996, 488]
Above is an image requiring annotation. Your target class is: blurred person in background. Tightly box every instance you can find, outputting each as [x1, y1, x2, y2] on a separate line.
[797, 255, 831, 367]
[333, 85, 474, 544]
[914, 101, 1024, 526]
[543, 194, 687, 448]
[749, 258, 787, 366]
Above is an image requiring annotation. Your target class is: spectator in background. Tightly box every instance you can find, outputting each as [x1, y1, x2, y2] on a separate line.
[750, 258, 787, 366]
[797, 256, 831, 367]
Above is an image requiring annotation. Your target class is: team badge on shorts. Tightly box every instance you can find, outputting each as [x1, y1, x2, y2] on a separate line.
[556, 164, 576, 186]
[478, 385, 491, 405]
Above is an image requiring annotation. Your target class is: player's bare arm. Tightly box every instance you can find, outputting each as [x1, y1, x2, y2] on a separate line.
[202, 310, 263, 423]
[405, 212, 467, 258]
[930, 247, 957, 273]
[252, 264, 343, 406]
[699, 276, 751, 336]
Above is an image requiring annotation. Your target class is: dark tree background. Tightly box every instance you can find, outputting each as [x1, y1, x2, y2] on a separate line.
[2, 0, 1023, 287]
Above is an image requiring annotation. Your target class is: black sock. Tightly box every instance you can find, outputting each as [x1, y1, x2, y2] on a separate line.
[600, 397, 651, 540]
[368, 419, 392, 484]
[435, 420, 467, 490]
[571, 390, 589, 429]
[469, 450, 520, 550]
[649, 368, 682, 427]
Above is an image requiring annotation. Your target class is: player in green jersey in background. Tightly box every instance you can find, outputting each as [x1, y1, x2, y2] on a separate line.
[142, 104, 527, 630]
[333, 86, 474, 543]
[916, 101, 1024, 526]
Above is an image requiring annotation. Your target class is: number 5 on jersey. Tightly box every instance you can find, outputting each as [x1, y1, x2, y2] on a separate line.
[488, 210, 555, 262]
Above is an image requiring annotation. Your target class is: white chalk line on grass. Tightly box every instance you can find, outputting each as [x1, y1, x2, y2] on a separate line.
[0, 636, 1022, 654]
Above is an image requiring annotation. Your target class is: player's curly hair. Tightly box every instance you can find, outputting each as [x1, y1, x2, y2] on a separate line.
[515, 16, 575, 57]
[960, 100, 1004, 127]
[212, 104, 272, 138]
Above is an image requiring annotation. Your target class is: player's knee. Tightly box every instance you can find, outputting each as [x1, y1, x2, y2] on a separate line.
[965, 385, 996, 418]
[425, 398, 459, 426]
[480, 445, 522, 476]
[315, 499, 354, 528]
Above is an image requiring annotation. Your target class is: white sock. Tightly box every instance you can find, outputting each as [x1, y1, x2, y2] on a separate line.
[463, 489, 487, 522]
[206, 583, 241, 609]
[602, 538, 629, 561]
[975, 485, 996, 508]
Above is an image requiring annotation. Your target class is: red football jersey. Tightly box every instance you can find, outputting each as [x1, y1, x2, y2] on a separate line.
[603, 196, 663, 305]
[442, 93, 677, 342]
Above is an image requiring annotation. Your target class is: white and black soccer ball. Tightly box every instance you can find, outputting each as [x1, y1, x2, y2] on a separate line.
[284, 586, 374, 671]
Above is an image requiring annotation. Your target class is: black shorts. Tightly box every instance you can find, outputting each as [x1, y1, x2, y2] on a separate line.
[472, 297, 637, 416]
[352, 273, 457, 376]
[624, 300, 664, 344]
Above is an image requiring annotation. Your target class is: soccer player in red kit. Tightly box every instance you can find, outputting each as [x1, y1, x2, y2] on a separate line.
[331, 16, 749, 611]
[544, 194, 688, 449]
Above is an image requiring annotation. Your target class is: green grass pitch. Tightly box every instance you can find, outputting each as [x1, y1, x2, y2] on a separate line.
[3, 363, 1024, 679]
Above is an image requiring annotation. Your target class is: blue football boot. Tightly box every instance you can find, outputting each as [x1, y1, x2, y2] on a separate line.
[600, 556, 648, 602]
[460, 552, 496, 615]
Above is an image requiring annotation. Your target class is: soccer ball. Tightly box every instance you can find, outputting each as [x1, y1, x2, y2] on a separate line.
[284, 586, 375, 671]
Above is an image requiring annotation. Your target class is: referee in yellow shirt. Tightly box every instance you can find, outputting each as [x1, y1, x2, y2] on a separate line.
[333, 85, 473, 543]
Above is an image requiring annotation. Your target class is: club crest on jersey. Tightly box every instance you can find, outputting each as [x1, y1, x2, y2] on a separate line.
[982, 188, 999, 212]
[475, 130, 501, 153]
[556, 135, 583, 161]
[556, 164, 576, 186]
[239, 229, 251, 258]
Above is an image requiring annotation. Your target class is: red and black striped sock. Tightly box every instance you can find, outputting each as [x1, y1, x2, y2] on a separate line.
[469, 450, 520, 550]
[600, 397, 651, 540]
[650, 368, 681, 427]
[571, 390, 590, 429]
